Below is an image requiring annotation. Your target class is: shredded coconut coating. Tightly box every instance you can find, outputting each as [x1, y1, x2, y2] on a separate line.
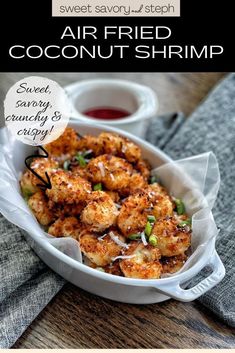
[46, 170, 91, 204]
[120, 242, 162, 279]
[81, 191, 119, 232]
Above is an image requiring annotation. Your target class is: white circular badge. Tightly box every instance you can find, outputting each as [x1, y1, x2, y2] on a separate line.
[4, 76, 71, 146]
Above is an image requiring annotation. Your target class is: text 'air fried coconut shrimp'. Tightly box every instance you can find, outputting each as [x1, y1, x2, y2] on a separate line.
[20, 126, 192, 279]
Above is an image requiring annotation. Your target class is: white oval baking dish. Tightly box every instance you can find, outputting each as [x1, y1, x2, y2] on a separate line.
[0, 121, 225, 304]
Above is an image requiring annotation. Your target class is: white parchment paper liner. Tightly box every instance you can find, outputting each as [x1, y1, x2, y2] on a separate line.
[0, 128, 220, 277]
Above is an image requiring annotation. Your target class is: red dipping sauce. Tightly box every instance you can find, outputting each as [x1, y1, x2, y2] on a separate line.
[83, 107, 130, 120]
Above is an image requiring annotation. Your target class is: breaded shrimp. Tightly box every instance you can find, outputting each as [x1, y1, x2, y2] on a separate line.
[120, 242, 162, 279]
[117, 190, 155, 237]
[87, 154, 133, 191]
[20, 157, 59, 196]
[105, 191, 120, 203]
[120, 173, 147, 197]
[79, 230, 125, 266]
[81, 191, 119, 232]
[28, 191, 55, 226]
[46, 170, 91, 204]
[161, 254, 187, 274]
[77, 135, 103, 156]
[151, 217, 191, 257]
[152, 194, 174, 219]
[135, 158, 151, 180]
[44, 127, 80, 161]
[104, 261, 123, 276]
[48, 217, 82, 240]
[48, 200, 85, 218]
[83, 257, 123, 276]
[144, 184, 174, 218]
[20, 170, 39, 197]
[69, 165, 89, 180]
[148, 182, 168, 196]
[77, 132, 141, 163]
[98, 132, 141, 163]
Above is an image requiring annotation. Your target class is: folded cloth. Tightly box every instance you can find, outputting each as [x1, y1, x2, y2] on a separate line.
[0, 74, 235, 348]
[0, 217, 65, 348]
[146, 73, 235, 328]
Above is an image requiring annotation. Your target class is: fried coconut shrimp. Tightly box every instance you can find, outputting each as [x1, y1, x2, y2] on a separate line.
[120, 242, 162, 279]
[78, 132, 141, 163]
[28, 191, 55, 226]
[46, 170, 91, 204]
[87, 154, 133, 191]
[81, 191, 119, 232]
[120, 172, 147, 197]
[105, 191, 120, 203]
[152, 194, 174, 219]
[69, 165, 88, 180]
[76, 134, 103, 156]
[148, 182, 168, 196]
[48, 200, 85, 218]
[161, 254, 187, 274]
[117, 190, 155, 237]
[48, 217, 82, 240]
[151, 217, 191, 257]
[45, 127, 80, 161]
[104, 261, 123, 276]
[20, 171, 39, 197]
[79, 229, 126, 266]
[135, 158, 151, 180]
[144, 184, 174, 218]
[20, 157, 59, 197]
[20, 127, 192, 279]
[98, 132, 141, 163]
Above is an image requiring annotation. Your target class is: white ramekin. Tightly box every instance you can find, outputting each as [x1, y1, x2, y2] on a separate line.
[65, 79, 158, 138]
[0, 122, 225, 304]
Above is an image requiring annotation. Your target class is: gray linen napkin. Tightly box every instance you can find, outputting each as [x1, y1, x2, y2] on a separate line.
[1, 74, 235, 348]
[146, 74, 235, 327]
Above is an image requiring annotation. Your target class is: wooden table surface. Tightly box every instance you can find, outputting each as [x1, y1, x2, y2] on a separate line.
[3, 72, 234, 348]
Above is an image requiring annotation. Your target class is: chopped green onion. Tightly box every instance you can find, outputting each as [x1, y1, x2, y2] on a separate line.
[22, 188, 33, 201]
[93, 183, 103, 191]
[145, 221, 152, 237]
[147, 215, 156, 223]
[149, 234, 158, 247]
[150, 176, 158, 184]
[175, 199, 185, 215]
[76, 154, 87, 167]
[63, 160, 70, 170]
[128, 233, 141, 240]
[178, 219, 192, 227]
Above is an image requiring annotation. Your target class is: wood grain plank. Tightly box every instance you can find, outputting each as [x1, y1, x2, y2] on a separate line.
[13, 284, 235, 348]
